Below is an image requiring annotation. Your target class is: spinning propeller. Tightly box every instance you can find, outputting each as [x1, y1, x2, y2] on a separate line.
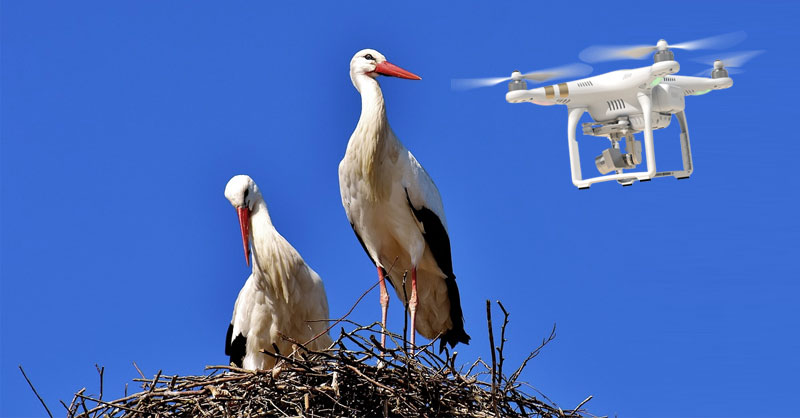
[451, 63, 592, 91]
[579, 31, 747, 62]
[692, 50, 764, 77]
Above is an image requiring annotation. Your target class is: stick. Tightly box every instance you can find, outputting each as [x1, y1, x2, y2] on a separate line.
[573, 395, 593, 412]
[506, 323, 556, 390]
[74, 393, 145, 414]
[132, 361, 146, 390]
[18, 365, 53, 418]
[485, 300, 498, 417]
[95, 364, 104, 401]
[149, 370, 162, 393]
[304, 278, 381, 346]
[59, 400, 71, 417]
[304, 256, 404, 351]
[496, 301, 510, 390]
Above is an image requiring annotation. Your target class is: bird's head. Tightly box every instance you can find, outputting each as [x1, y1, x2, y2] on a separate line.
[349, 48, 421, 89]
[224, 175, 261, 267]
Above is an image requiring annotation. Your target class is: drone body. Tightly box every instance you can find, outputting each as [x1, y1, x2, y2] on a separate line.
[456, 34, 757, 188]
[506, 59, 733, 188]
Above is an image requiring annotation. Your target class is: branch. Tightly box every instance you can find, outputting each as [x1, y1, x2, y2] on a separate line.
[485, 300, 498, 417]
[18, 365, 53, 418]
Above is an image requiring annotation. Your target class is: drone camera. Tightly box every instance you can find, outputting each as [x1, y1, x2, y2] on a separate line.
[595, 137, 642, 174]
[595, 148, 625, 174]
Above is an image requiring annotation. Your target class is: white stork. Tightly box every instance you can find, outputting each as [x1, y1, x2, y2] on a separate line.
[224, 175, 332, 369]
[338, 49, 471, 351]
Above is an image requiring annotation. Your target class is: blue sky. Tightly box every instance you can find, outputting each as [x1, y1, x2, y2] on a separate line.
[2, 1, 798, 417]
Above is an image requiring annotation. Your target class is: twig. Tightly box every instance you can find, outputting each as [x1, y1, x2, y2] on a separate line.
[304, 278, 380, 345]
[485, 300, 498, 417]
[75, 393, 144, 415]
[18, 365, 53, 418]
[78, 392, 89, 417]
[496, 300, 510, 390]
[59, 400, 71, 417]
[95, 364, 104, 401]
[506, 323, 557, 390]
[305, 257, 401, 348]
[67, 388, 81, 418]
[149, 370, 162, 393]
[573, 395, 593, 412]
[132, 361, 145, 381]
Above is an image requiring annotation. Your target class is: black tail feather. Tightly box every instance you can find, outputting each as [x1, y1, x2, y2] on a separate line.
[439, 273, 470, 352]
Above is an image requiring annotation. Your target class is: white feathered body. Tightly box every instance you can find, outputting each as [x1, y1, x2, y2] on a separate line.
[229, 199, 332, 370]
[338, 82, 456, 340]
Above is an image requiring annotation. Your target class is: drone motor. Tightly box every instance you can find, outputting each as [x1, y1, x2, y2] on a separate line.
[653, 39, 675, 63]
[508, 71, 527, 91]
[711, 60, 729, 79]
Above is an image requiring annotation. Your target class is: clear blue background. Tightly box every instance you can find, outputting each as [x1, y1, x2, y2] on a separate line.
[2, 1, 798, 417]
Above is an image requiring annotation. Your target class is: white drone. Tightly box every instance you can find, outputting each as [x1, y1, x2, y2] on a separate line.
[454, 32, 762, 188]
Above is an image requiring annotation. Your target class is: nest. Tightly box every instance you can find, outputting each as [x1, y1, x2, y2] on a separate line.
[45, 301, 598, 417]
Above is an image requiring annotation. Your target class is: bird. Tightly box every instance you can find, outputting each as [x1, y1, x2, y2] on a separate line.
[223, 175, 332, 369]
[338, 49, 471, 352]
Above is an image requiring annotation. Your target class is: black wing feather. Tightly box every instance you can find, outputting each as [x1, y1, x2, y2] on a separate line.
[405, 189, 471, 351]
[225, 323, 246, 368]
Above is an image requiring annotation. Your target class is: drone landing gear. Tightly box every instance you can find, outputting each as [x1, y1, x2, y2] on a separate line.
[566, 101, 694, 189]
[652, 110, 693, 180]
[567, 94, 657, 189]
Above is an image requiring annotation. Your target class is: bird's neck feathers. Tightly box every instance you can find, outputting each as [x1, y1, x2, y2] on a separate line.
[248, 199, 293, 303]
[354, 75, 388, 135]
[248, 198, 274, 239]
[348, 75, 402, 201]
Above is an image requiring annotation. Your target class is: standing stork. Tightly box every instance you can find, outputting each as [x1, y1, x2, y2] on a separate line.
[224, 175, 332, 369]
[338, 49, 470, 351]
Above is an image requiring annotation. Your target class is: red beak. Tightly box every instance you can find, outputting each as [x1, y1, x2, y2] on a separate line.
[236, 207, 251, 267]
[374, 61, 421, 80]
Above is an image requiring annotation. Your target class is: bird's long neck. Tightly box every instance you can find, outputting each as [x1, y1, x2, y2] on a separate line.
[250, 198, 272, 229]
[248, 198, 274, 269]
[248, 198, 293, 302]
[356, 76, 388, 135]
[348, 76, 400, 200]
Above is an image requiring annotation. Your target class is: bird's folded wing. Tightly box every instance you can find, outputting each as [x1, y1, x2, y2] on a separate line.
[402, 151, 453, 277]
[402, 150, 448, 233]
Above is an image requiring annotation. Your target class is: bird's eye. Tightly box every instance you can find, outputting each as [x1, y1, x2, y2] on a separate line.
[365, 54, 375, 61]
[243, 189, 249, 200]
